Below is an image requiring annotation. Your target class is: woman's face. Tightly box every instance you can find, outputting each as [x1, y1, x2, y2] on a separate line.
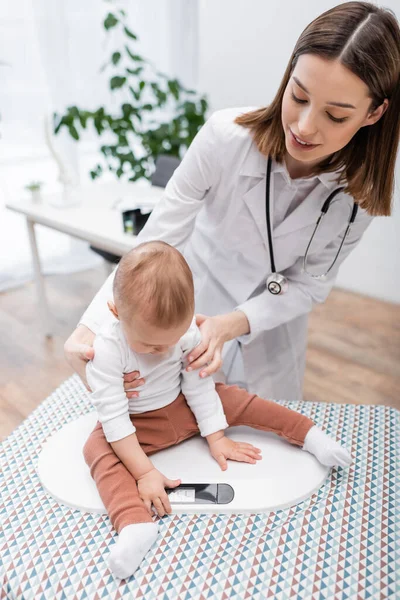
[281, 54, 386, 170]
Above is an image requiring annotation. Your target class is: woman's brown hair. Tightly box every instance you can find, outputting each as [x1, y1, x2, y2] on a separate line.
[235, 2, 400, 216]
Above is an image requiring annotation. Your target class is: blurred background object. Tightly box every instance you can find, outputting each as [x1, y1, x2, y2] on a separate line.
[0, 0, 202, 291]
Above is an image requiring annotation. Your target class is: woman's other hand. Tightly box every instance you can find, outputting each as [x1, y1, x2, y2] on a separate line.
[64, 325, 95, 390]
[186, 311, 250, 378]
[124, 372, 145, 399]
[64, 324, 144, 397]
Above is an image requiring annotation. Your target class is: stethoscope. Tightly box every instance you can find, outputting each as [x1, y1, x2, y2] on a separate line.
[265, 157, 359, 295]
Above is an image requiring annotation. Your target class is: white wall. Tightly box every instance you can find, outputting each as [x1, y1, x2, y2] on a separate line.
[198, 0, 400, 304]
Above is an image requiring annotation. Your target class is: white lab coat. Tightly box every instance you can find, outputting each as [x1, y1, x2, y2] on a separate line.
[81, 107, 372, 401]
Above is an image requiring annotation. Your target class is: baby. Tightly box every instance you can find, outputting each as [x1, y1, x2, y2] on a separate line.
[84, 240, 351, 580]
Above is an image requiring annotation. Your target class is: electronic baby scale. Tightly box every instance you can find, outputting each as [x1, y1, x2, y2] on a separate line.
[37, 412, 329, 515]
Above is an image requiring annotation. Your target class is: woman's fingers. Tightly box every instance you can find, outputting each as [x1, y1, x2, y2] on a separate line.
[198, 349, 223, 378]
[124, 371, 141, 383]
[65, 344, 93, 391]
[186, 341, 209, 367]
[64, 325, 96, 390]
[78, 344, 94, 361]
[73, 356, 92, 390]
[123, 371, 144, 397]
[123, 378, 145, 391]
[195, 313, 208, 327]
[187, 343, 216, 372]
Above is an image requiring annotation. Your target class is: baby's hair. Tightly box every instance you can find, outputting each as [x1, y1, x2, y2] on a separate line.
[113, 241, 194, 328]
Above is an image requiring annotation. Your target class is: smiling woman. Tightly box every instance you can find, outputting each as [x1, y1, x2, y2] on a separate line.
[65, 1, 400, 405]
[236, 1, 399, 216]
[282, 56, 388, 175]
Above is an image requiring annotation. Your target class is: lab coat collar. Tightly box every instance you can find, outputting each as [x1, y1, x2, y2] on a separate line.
[242, 175, 333, 243]
[239, 146, 269, 178]
[239, 147, 341, 190]
[241, 153, 346, 242]
[273, 159, 341, 190]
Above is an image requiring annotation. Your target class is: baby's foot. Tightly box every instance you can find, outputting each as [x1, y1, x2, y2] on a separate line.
[302, 425, 352, 468]
[108, 522, 159, 579]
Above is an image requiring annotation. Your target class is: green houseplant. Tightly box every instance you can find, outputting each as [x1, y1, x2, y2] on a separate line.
[53, 4, 208, 182]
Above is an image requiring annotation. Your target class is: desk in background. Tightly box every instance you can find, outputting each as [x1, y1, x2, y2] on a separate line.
[6, 182, 164, 336]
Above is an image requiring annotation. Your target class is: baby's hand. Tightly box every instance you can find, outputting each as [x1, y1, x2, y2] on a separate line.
[207, 435, 262, 471]
[137, 468, 181, 517]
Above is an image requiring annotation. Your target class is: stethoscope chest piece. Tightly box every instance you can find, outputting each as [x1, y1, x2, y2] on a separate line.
[267, 273, 288, 295]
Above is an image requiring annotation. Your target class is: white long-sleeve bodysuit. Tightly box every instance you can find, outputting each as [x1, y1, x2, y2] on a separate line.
[86, 317, 228, 443]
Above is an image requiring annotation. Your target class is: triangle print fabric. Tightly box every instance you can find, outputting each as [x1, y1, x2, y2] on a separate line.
[1, 375, 399, 599]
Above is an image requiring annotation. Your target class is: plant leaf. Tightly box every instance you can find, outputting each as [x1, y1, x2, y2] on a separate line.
[200, 98, 208, 113]
[124, 26, 137, 40]
[104, 13, 118, 30]
[167, 79, 180, 100]
[125, 46, 144, 63]
[126, 67, 143, 76]
[90, 165, 103, 180]
[129, 85, 140, 101]
[110, 76, 127, 90]
[111, 52, 121, 65]
[69, 124, 79, 141]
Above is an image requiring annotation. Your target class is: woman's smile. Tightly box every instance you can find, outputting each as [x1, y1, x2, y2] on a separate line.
[288, 128, 320, 151]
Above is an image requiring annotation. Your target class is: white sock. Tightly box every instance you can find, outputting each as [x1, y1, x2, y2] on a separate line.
[302, 425, 352, 468]
[108, 522, 159, 579]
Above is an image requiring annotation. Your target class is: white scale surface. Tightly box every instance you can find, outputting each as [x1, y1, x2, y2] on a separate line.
[37, 412, 329, 515]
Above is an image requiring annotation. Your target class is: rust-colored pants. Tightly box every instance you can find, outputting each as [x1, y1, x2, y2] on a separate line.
[83, 383, 314, 532]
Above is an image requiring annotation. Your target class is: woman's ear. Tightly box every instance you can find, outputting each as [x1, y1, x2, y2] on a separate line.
[107, 301, 119, 320]
[362, 98, 389, 127]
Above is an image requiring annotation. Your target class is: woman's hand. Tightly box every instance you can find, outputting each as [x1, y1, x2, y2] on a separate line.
[64, 325, 96, 390]
[207, 432, 262, 471]
[64, 325, 144, 396]
[186, 311, 250, 378]
[123, 372, 145, 399]
[137, 468, 181, 517]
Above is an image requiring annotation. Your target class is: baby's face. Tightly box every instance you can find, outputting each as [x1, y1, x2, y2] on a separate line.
[122, 314, 192, 355]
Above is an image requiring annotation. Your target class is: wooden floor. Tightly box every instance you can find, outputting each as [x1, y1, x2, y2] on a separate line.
[0, 265, 399, 441]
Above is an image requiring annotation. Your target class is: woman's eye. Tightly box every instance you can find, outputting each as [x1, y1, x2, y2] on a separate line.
[327, 113, 348, 123]
[291, 89, 348, 123]
[291, 92, 307, 104]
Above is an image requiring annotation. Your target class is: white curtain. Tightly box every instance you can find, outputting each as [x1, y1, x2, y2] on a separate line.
[0, 0, 198, 292]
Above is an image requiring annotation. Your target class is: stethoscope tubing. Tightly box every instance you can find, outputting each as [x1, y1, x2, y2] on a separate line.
[265, 157, 358, 287]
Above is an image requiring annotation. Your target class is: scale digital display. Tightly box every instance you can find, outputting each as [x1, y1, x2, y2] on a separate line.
[167, 488, 196, 503]
[166, 483, 234, 504]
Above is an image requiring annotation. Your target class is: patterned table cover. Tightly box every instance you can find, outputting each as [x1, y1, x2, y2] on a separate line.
[1, 375, 399, 600]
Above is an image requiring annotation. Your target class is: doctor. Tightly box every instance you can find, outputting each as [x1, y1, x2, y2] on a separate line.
[65, 2, 400, 401]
